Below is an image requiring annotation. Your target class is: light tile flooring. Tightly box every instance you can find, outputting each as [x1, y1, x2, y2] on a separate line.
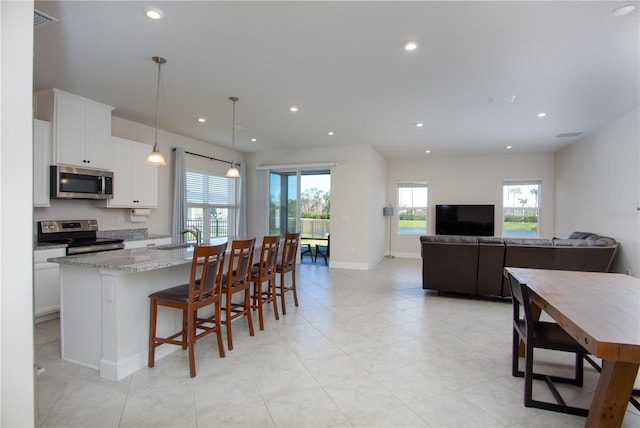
[35, 258, 639, 427]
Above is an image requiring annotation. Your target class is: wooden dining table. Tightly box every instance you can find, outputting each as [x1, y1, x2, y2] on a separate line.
[505, 267, 640, 428]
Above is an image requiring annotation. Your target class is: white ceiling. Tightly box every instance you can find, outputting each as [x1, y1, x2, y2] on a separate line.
[33, 1, 639, 160]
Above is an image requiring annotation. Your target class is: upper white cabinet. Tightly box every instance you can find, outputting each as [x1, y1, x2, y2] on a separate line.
[34, 88, 114, 170]
[33, 119, 51, 207]
[104, 137, 158, 208]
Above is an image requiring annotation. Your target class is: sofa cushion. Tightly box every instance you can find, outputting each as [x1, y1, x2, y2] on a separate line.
[478, 236, 504, 245]
[477, 237, 506, 296]
[420, 235, 478, 244]
[553, 238, 616, 247]
[503, 238, 553, 246]
[568, 231, 597, 239]
[586, 235, 617, 245]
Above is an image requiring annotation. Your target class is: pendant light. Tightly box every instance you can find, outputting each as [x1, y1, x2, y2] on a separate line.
[145, 56, 167, 165]
[225, 96, 240, 178]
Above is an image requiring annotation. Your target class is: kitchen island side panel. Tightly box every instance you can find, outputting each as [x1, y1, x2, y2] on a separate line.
[60, 265, 103, 370]
[100, 265, 188, 380]
[59, 262, 192, 380]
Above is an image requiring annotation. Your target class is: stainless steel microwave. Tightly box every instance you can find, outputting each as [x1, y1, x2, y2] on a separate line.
[50, 165, 114, 200]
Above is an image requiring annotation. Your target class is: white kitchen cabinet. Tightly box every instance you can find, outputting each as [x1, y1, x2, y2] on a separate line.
[124, 237, 171, 249]
[34, 88, 114, 170]
[33, 119, 51, 207]
[104, 137, 158, 208]
[34, 247, 66, 321]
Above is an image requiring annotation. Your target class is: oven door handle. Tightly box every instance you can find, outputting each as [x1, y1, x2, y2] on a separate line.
[67, 242, 125, 255]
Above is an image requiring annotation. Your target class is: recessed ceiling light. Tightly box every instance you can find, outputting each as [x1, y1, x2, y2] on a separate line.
[611, 4, 635, 16]
[251, 138, 257, 142]
[404, 42, 417, 51]
[145, 8, 163, 20]
[506, 145, 513, 150]
[537, 112, 547, 118]
[328, 131, 335, 136]
[197, 117, 206, 123]
[289, 106, 298, 113]
[425, 150, 431, 154]
[415, 122, 424, 128]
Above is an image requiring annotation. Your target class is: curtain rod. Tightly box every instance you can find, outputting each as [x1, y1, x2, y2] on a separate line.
[172, 148, 240, 166]
[255, 161, 336, 170]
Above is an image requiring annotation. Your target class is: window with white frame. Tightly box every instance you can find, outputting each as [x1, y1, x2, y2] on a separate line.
[186, 170, 237, 241]
[502, 180, 541, 237]
[397, 182, 429, 234]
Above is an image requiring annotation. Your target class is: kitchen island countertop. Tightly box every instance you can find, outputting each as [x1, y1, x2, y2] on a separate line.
[48, 246, 194, 273]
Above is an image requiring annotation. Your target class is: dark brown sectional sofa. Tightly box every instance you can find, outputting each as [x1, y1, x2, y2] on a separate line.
[420, 232, 619, 298]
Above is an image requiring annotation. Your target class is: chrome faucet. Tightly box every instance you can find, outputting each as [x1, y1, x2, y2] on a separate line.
[180, 227, 202, 246]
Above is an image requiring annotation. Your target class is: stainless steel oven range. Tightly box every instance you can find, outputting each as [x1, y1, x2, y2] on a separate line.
[37, 220, 125, 255]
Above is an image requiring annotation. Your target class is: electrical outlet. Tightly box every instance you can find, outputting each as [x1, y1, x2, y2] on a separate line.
[117, 216, 125, 225]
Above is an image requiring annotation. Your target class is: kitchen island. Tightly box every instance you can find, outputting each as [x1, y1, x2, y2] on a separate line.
[49, 245, 199, 380]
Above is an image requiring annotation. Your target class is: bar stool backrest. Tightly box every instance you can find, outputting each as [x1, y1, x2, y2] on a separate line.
[280, 232, 300, 270]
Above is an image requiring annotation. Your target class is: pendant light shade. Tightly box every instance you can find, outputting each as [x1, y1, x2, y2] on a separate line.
[225, 164, 240, 178]
[225, 96, 240, 178]
[145, 56, 167, 166]
[145, 148, 165, 165]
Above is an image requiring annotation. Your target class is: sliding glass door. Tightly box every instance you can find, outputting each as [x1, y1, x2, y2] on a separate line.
[269, 172, 298, 236]
[269, 169, 330, 237]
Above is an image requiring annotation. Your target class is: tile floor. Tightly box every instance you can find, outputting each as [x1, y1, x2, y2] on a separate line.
[35, 258, 639, 427]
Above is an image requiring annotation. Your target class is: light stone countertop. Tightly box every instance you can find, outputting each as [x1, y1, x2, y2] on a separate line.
[34, 242, 68, 251]
[34, 229, 171, 251]
[48, 246, 195, 273]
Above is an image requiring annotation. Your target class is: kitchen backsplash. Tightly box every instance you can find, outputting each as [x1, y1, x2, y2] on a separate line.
[97, 228, 148, 241]
[33, 198, 165, 235]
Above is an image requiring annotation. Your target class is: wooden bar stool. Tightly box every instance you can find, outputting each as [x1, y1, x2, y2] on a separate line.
[275, 232, 300, 315]
[148, 243, 227, 378]
[250, 235, 281, 330]
[221, 238, 256, 350]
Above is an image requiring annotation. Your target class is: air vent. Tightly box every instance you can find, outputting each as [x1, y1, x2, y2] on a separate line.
[556, 132, 583, 138]
[34, 9, 58, 30]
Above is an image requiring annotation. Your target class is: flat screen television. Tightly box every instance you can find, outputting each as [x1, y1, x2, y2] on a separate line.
[435, 204, 495, 236]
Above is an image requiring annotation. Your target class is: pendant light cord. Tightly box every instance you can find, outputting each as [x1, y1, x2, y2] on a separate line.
[154, 61, 161, 149]
[230, 96, 238, 166]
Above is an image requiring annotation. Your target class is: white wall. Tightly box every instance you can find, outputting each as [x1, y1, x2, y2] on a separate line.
[387, 153, 556, 257]
[1, 1, 36, 425]
[367, 148, 388, 266]
[555, 109, 640, 276]
[34, 116, 243, 237]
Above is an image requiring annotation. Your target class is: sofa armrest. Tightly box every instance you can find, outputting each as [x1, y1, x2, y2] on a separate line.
[421, 235, 479, 294]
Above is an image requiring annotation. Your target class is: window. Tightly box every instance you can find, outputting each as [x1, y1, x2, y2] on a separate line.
[397, 182, 428, 234]
[503, 180, 541, 237]
[186, 170, 237, 241]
